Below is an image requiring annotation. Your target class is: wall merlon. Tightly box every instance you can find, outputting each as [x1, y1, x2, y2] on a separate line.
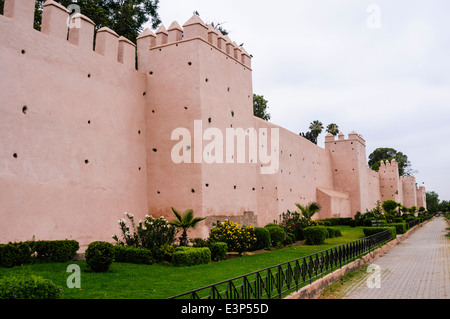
[207, 25, 219, 46]
[156, 24, 169, 46]
[3, 0, 35, 29]
[168, 21, 183, 42]
[118, 36, 136, 68]
[95, 27, 119, 60]
[182, 14, 208, 41]
[41, 0, 69, 40]
[325, 133, 335, 143]
[68, 13, 95, 50]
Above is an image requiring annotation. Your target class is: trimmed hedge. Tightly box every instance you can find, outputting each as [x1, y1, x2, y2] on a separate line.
[252, 227, 271, 250]
[114, 245, 154, 265]
[388, 223, 406, 235]
[209, 242, 228, 262]
[325, 227, 342, 238]
[172, 247, 211, 267]
[363, 227, 397, 239]
[85, 241, 115, 272]
[0, 240, 79, 268]
[32, 240, 79, 263]
[303, 226, 328, 245]
[0, 274, 63, 299]
[319, 218, 353, 226]
[264, 225, 286, 247]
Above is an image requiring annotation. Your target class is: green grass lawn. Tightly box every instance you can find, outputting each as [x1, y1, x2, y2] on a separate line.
[0, 226, 365, 299]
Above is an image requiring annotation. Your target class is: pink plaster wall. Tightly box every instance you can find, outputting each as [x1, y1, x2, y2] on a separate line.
[0, 1, 426, 247]
[0, 1, 147, 247]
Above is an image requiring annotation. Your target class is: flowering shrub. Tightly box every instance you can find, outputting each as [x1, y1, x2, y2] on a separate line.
[209, 220, 256, 253]
[112, 212, 176, 260]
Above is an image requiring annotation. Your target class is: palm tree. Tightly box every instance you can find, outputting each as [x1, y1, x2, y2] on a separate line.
[295, 202, 321, 221]
[169, 207, 206, 246]
[326, 123, 340, 136]
[309, 120, 323, 143]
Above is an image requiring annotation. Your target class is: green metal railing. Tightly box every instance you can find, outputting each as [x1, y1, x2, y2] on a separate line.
[168, 230, 392, 300]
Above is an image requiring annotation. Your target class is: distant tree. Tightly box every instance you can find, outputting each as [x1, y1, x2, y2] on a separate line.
[426, 191, 439, 214]
[309, 120, 323, 142]
[299, 131, 317, 144]
[253, 94, 271, 121]
[382, 200, 400, 213]
[368, 147, 414, 177]
[31, 0, 161, 43]
[326, 123, 340, 136]
[209, 21, 228, 36]
[438, 200, 449, 213]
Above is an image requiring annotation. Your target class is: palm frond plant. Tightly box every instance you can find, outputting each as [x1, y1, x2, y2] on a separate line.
[169, 207, 206, 246]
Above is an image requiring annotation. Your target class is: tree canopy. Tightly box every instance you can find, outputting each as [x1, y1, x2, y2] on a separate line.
[30, 0, 161, 43]
[253, 94, 271, 121]
[368, 147, 414, 177]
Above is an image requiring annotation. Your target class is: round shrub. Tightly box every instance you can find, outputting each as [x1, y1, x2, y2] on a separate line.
[264, 225, 286, 247]
[0, 275, 62, 299]
[252, 227, 271, 251]
[85, 241, 115, 272]
[209, 242, 228, 261]
[303, 226, 328, 245]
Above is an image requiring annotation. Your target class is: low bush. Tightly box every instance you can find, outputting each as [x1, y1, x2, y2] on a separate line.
[363, 227, 396, 239]
[0, 242, 33, 268]
[114, 245, 154, 265]
[209, 242, 228, 262]
[303, 226, 328, 245]
[0, 240, 79, 268]
[264, 225, 286, 247]
[283, 232, 295, 245]
[252, 227, 271, 251]
[388, 223, 406, 235]
[209, 220, 256, 253]
[172, 247, 211, 267]
[0, 274, 62, 299]
[325, 227, 342, 238]
[32, 240, 79, 263]
[85, 241, 115, 272]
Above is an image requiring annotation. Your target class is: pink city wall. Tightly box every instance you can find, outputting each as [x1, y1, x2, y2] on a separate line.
[0, 0, 426, 247]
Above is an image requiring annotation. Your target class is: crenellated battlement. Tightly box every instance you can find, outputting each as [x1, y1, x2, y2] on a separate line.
[1, 0, 139, 70]
[324, 131, 366, 146]
[136, 14, 252, 70]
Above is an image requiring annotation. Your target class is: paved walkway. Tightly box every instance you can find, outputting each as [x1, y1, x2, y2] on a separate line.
[341, 217, 450, 299]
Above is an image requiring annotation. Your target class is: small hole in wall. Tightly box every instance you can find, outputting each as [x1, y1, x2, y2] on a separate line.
[21, 49, 26, 54]
[13, 153, 18, 158]
[22, 106, 28, 114]
[152, 110, 155, 113]
[85, 159, 89, 164]
[152, 148, 157, 152]
[231, 111, 234, 117]
[138, 130, 141, 135]
[234, 185, 237, 190]
[227, 87, 230, 92]
[205, 78, 209, 82]
[88, 120, 91, 124]
[143, 92, 146, 96]
[205, 184, 209, 187]
[157, 191, 161, 194]
[184, 106, 188, 110]
[188, 62, 192, 66]
[208, 118, 212, 123]
[252, 188, 255, 191]
[87, 74, 91, 78]
[191, 189, 195, 193]
[149, 71, 153, 75]
[139, 167, 141, 171]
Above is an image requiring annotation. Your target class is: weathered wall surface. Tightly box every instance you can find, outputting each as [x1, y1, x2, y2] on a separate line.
[0, 1, 147, 246]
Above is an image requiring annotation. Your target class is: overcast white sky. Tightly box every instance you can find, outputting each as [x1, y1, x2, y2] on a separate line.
[148, 0, 450, 201]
